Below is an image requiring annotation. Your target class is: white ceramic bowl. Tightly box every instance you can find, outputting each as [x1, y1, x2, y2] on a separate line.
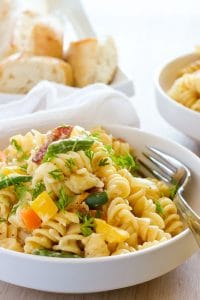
[0, 123, 199, 293]
[155, 53, 200, 141]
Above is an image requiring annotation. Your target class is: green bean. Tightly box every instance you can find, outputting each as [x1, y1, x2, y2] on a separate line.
[86, 191, 108, 209]
[43, 138, 94, 162]
[32, 249, 81, 258]
[0, 175, 32, 190]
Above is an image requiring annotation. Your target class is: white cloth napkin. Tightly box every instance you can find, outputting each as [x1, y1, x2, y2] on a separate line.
[0, 81, 139, 134]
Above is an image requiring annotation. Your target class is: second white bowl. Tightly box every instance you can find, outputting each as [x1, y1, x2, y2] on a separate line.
[155, 53, 200, 141]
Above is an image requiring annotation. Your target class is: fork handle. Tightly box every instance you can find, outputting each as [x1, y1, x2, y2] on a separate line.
[175, 191, 200, 247]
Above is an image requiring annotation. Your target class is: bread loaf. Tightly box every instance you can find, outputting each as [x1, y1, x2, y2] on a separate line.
[0, 0, 18, 60]
[66, 37, 117, 87]
[0, 53, 74, 94]
[8, 10, 63, 59]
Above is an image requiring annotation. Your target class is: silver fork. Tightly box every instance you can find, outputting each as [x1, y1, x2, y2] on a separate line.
[138, 146, 200, 247]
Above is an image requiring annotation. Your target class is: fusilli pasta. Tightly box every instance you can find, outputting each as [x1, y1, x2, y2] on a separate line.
[0, 124, 184, 258]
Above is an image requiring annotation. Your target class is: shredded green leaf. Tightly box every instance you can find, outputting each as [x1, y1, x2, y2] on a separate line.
[56, 187, 74, 210]
[48, 169, 64, 180]
[155, 201, 164, 215]
[104, 145, 114, 155]
[11, 139, 30, 162]
[15, 184, 30, 201]
[0, 217, 6, 223]
[77, 213, 95, 237]
[112, 153, 139, 172]
[32, 182, 46, 199]
[98, 158, 109, 167]
[20, 163, 28, 171]
[11, 139, 23, 152]
[65, 158, 76, 171]
[90, 132, 100, 140]
[170, 179, 180, 199]
[85, 149, 94, 162]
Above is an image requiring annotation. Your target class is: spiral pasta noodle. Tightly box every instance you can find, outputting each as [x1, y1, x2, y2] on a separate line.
[158, 197, 183, 236]
[24, 211, 79, 253]
[169, 53, 200, 112]
[107, 197, 138, 247]
[128, 189, 165, 229]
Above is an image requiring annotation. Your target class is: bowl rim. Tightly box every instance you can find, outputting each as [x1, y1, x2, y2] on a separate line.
[154, 51, 200, 117]
[0, 124, 199, 264]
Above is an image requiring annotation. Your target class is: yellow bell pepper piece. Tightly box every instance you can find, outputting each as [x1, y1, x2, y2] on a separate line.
[2, 166, 26, 176]
[30, 191, 58, 222]
[95, 218, 129, 243]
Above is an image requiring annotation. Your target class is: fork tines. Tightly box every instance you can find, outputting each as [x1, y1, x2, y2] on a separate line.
[138, 146, 180, 183]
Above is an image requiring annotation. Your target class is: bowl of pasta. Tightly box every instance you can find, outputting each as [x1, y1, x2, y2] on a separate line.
[0, 122, 199, 293]
[155, 52, 200, 141]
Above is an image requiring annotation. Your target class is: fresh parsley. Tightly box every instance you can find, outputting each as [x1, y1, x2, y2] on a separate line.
[48, 169, 64, 180]
[0, 217, 6, 223]
[65, 158, 76, 171]
[11, 139, 23, 152]
[104, 145, 114, 155]
[77, 213, 95, 237]
[11, 139, 29, 161]
[90, 132, 100, 140]
[170, 179, 180, 199]
[20, 163, 28, 171]
[112, 153, 139, 172]
[15, 184, 29, 201]
[155, 201, 164, 215]
[32, 182, 46, 199]
[85, 149, 94, 162]
[56, 187, 74, 210]
[98, 158, 109, 167]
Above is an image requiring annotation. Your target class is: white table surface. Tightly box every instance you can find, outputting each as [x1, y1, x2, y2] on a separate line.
[1, 1, 200, 298]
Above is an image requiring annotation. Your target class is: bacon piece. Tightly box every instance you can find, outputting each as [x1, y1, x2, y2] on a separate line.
[32, 144, 49, 164]
[51, 126, 74, 141]
[32, 125, 73, 164]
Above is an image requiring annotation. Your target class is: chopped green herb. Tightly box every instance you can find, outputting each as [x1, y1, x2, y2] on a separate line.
[85, 149, 94, 162]
[155, 201, 164, 215]
[48, 169, 64, 180]
[56, 187, 74, 210]
[65, 158, 76, 171]
[77, 213, 95, 237]
[20, 164, 28, 171]
[104, 145, 114, 155]
[15, 184, 30, 201]
[11, 139, 29, 162]
[32, 249, 81, 258]
[112, 153, 139, 173]
[18, 153, 30, 161]
[11, 139, 23, 152]
[98, 158, 109, 167]
[169, 179, 180, 199]
[90, 132, 100, 139]
[0, 217, 6, 223]
[10, 201, 23, 216]
[32, 182, 46, 199]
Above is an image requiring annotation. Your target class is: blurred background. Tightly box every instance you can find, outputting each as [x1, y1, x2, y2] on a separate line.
[8, 0, 200, 152]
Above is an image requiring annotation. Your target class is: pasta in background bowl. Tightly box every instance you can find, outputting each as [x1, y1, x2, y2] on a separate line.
[0, 122, 199, 293]
[155, 52, 200, 141]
